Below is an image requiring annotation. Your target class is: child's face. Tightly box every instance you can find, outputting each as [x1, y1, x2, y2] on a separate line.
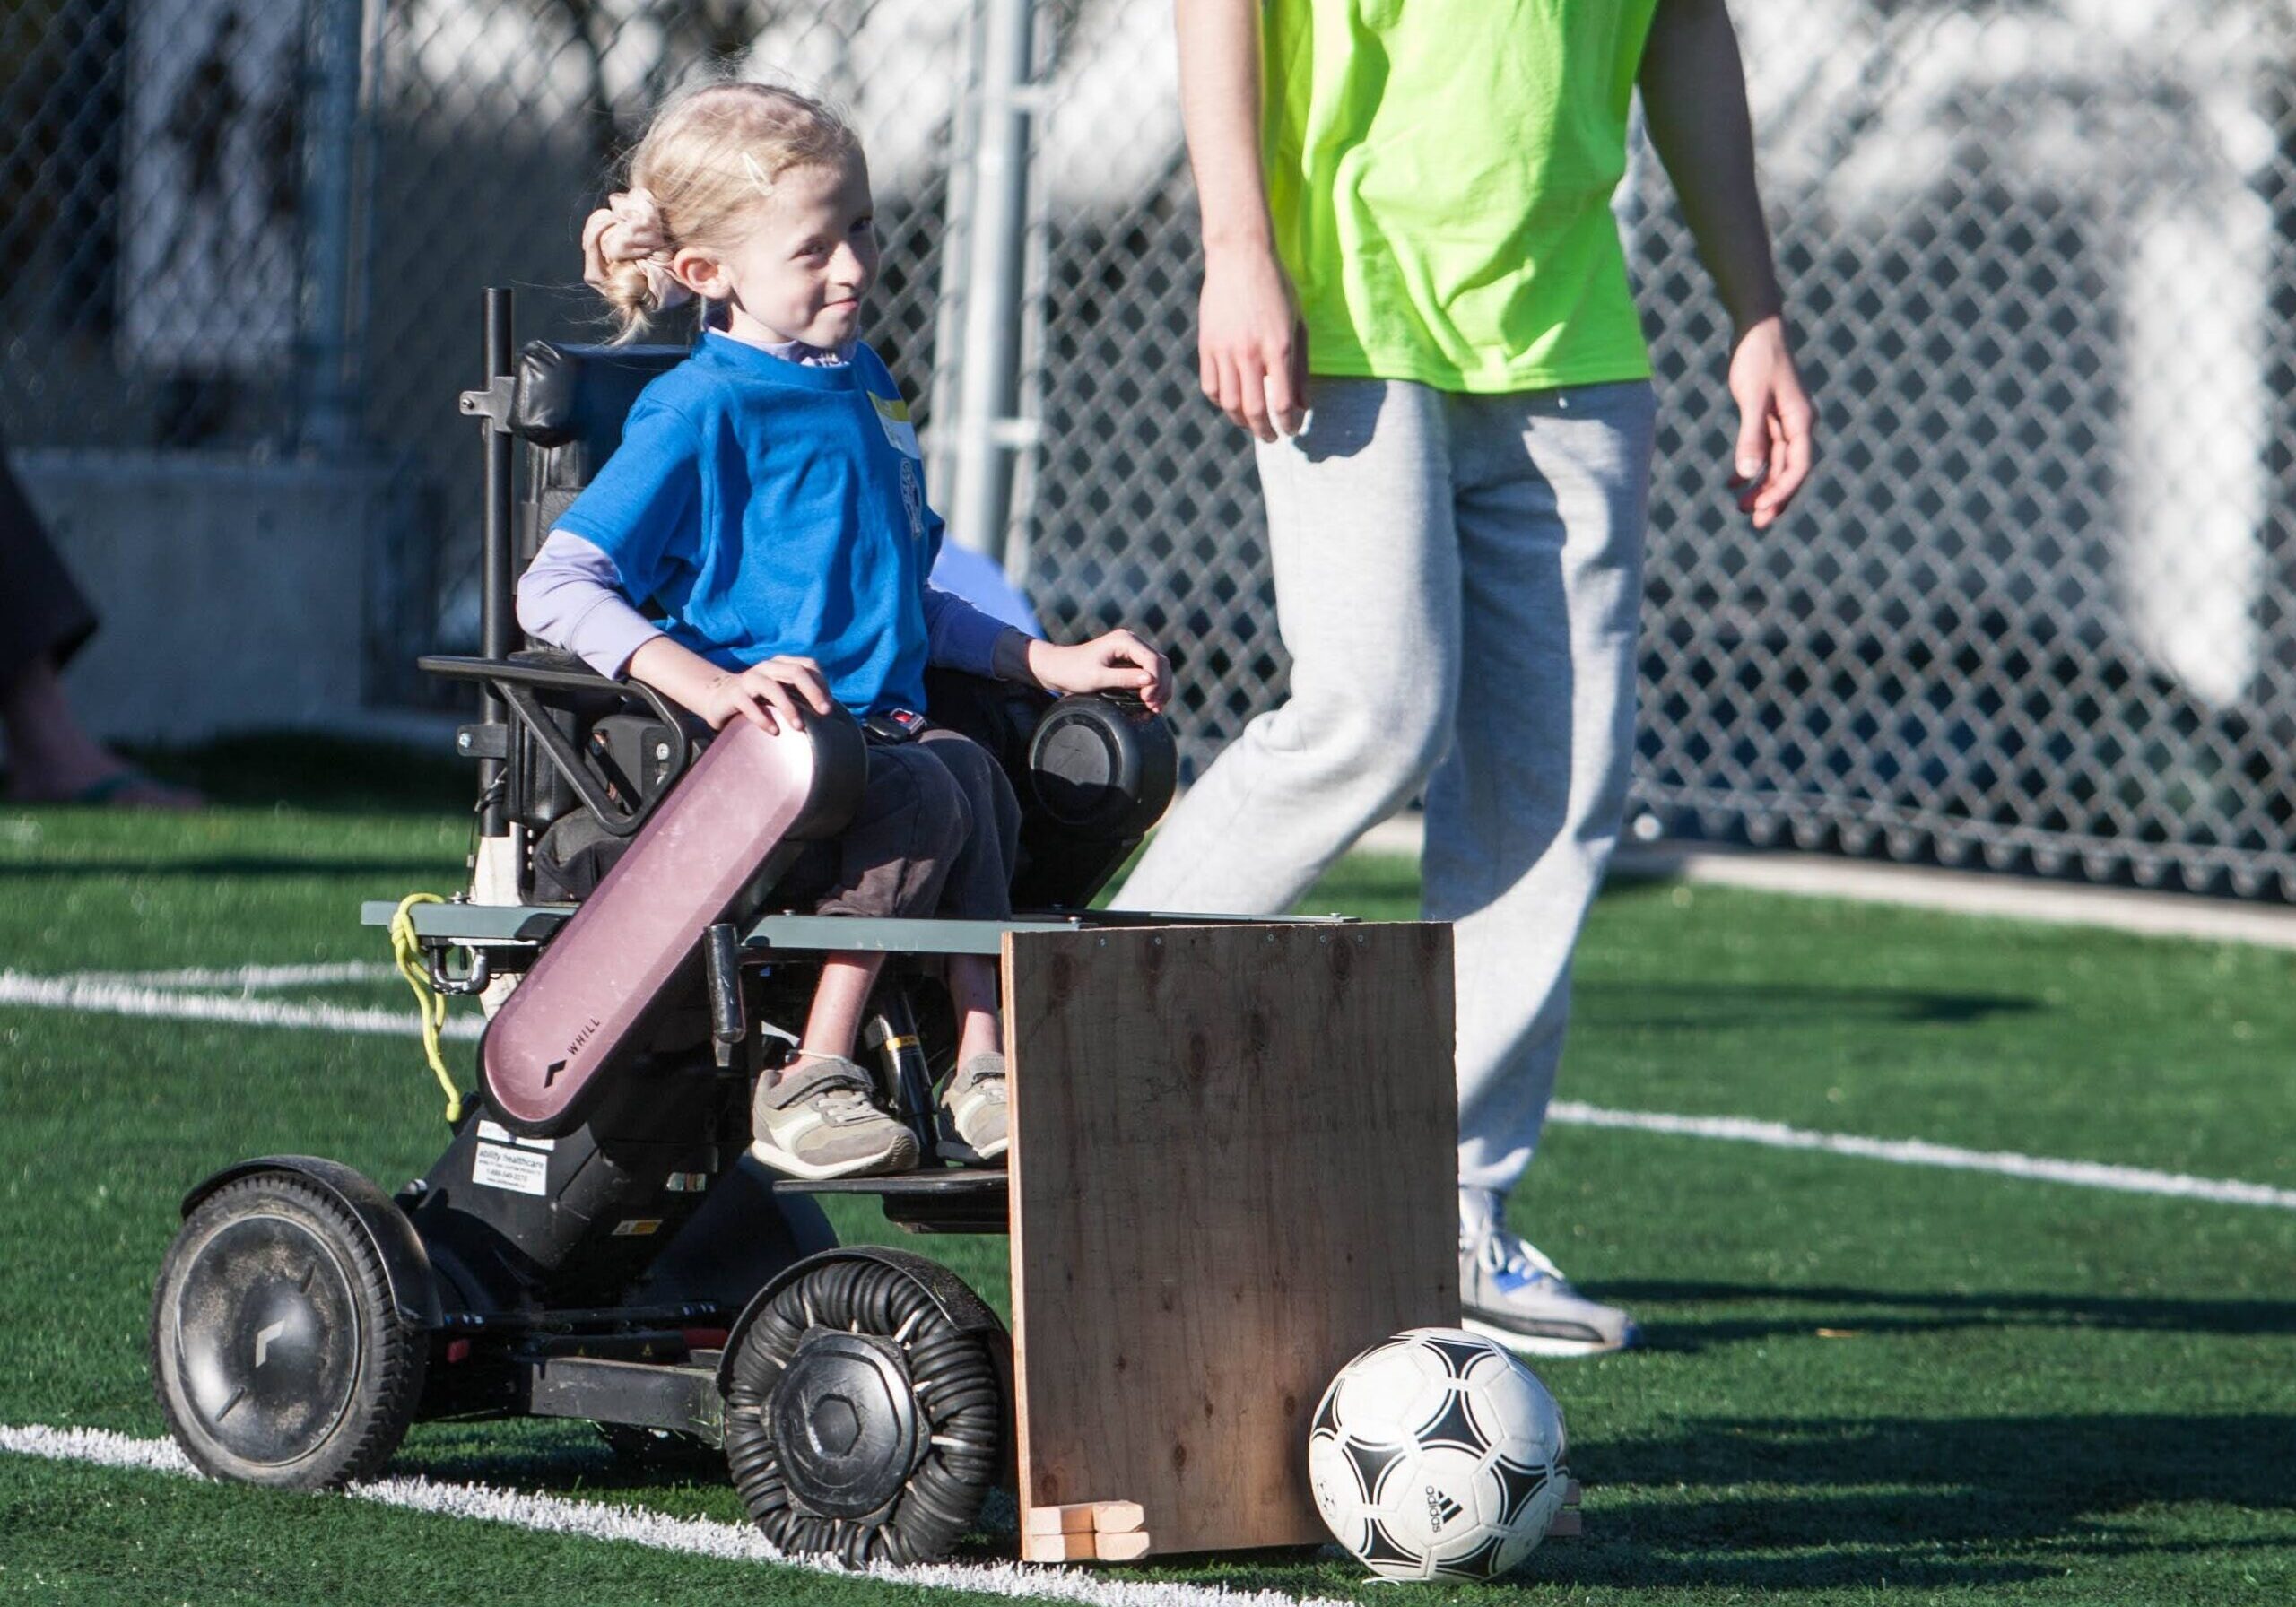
[677, 151, 879, 349]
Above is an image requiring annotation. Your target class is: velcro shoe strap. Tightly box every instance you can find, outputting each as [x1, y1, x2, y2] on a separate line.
[954, 1052, 1006, 1092]
[764, 1056, 874, 1108]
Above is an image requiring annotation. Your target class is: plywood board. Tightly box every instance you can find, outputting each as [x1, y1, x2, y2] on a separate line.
[1005, 923, 1458, 1556]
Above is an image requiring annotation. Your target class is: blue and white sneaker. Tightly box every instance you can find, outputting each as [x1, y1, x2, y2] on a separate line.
[1458, 1191, 1639, 1358]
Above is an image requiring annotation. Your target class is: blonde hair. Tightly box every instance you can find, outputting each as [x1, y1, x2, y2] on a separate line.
[600, 80, 863, 343]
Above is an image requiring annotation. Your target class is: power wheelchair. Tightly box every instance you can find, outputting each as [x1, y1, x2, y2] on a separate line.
[147, 291, 1200, 1566]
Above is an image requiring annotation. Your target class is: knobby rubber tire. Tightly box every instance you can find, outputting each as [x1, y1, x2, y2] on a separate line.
[723, 1257, 1006, 1565]
[150, 1172, 426, 1490]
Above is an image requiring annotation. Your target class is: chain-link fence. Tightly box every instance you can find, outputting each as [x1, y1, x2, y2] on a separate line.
[1626, 0, 2296, 898]
[0, 0, 981, 702]
[1019, 0, 2296, 899]
[1019, 0, 1272, 751]
[0, 0, 362, 450]
[9, 0, 2296, 897]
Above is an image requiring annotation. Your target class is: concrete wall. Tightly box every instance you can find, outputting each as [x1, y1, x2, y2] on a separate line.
[15, 450, 411, 744]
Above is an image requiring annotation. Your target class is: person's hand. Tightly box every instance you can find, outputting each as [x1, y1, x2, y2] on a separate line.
[1028, 630, 1173, 714]
[692, 656, 833, 734]
[1727, 313, 1814, 529]
[580, 190, 691, 307]
[1198, 240, 1309, 442]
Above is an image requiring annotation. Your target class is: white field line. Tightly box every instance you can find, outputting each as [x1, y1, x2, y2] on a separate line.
[1547, 1100, 2296, 1210]
[0, 1424, 1346, 1607]
[89, 961, 397, 991]
[1349, 822, 2296, 950]
[7, 967, 2295, 1212]
[0, 969, 484, 1041]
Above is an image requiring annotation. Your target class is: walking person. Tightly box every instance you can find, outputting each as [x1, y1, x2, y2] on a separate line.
[1113, 0, 1816, 1353]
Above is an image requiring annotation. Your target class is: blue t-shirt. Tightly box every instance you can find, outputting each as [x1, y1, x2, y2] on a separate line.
[554, 332, 942, 714]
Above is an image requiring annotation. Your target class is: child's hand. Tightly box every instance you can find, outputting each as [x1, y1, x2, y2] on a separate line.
[1027, 630, 1173, 715]
[696, 656, 835, 734]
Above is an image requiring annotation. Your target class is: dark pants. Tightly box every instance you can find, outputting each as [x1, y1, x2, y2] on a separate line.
[783, 726, 1020, 922]
[0, 444, 98, 691]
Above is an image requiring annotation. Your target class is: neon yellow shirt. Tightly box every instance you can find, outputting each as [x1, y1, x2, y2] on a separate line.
[1262, 0, 1659, 393]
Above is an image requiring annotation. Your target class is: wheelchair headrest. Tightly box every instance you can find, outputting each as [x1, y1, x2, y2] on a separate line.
[511, 340, 688, 451]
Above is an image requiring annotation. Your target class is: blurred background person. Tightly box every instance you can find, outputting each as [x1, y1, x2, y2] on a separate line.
[0, 440, 201, 808]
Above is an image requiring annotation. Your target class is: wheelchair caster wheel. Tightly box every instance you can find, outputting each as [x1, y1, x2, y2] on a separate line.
[722, 1250, 1009, 1565]
[150, 1172, 425, 1489]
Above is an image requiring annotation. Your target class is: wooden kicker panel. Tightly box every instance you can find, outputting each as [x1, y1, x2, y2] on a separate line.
[1004, 923, 1458, 1556]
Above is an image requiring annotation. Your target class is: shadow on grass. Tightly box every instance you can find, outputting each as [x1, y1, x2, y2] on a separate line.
[1576, 980, 2039, 1030]
[992, 1412, 2296, 1594]
[388, 1423, 1030, 1565]
[152, 733, 473, 815]
[0, 856, 461, 881]
[1607, 1281, 2296, 1349]
[370, 1409, 2296, 1594]
[0, 732, 472, 819]
[1521, 1412, 2296, 1591]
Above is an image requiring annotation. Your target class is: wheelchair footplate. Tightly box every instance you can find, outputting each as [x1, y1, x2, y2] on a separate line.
[770, 1170, 1010, 1235]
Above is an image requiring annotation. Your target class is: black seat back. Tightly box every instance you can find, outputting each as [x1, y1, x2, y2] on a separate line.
[510, 340, 690, 561]
[494, 340, 691, 850]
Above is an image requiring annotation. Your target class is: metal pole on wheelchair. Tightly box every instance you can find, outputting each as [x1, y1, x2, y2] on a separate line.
[474, 288, 516, 838]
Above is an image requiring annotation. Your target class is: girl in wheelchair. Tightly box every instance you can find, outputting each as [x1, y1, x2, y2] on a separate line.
[518, 81, 1170, 1180]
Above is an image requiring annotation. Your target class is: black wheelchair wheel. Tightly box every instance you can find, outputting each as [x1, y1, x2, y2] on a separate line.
[150, 1173, 425, 1490]
[722, 1251, 1008, 1565]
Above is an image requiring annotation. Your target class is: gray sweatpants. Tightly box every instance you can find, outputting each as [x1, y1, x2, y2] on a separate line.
[1111, 377, 1657, 1196]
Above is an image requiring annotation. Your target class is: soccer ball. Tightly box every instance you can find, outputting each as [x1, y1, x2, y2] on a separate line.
[1307, 1327, 1570, 1580]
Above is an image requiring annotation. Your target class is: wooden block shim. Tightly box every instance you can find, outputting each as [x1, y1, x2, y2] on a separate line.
[1092, 1500, 1146, 1534]
[1021, 1532, 1097, 1563]
[1006, 923, 1459, 1557]
[1094, 1532, 1152, 1562]
[1020, 1527, 1157, 1565]
[1564, 1479, 1583, 1507]
[1024, 1501, 1144, 1537]
[1025, 1505, 1096, 1536]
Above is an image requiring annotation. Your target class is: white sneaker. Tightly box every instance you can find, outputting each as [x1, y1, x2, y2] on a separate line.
[750, 1055, 918, 1179]
[1458, 1191, 1639, 1358]
[937, 1053, 1008, 1164]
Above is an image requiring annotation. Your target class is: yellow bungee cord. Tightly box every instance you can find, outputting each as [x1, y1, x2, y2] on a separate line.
[389, 892, 465, 1124]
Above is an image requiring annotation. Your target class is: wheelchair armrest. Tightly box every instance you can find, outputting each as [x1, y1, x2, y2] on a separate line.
[1027, 692, 1177, 838]
[923, 665, 1177, 908]
[420, 652, 697, 838]
[419, 649, 642, 701]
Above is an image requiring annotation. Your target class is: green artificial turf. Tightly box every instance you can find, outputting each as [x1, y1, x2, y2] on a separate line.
[1, 741, 2292, 1603]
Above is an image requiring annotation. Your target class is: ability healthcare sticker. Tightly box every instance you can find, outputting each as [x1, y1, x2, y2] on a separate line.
[472, 1142, 549, 1196]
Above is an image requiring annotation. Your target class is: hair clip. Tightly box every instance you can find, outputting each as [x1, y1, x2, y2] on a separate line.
[741, 152, 775, 199]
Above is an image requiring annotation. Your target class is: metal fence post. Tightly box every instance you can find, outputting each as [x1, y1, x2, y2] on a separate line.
[944, 0, 1039, 564]
[297, 0, 368, 456]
